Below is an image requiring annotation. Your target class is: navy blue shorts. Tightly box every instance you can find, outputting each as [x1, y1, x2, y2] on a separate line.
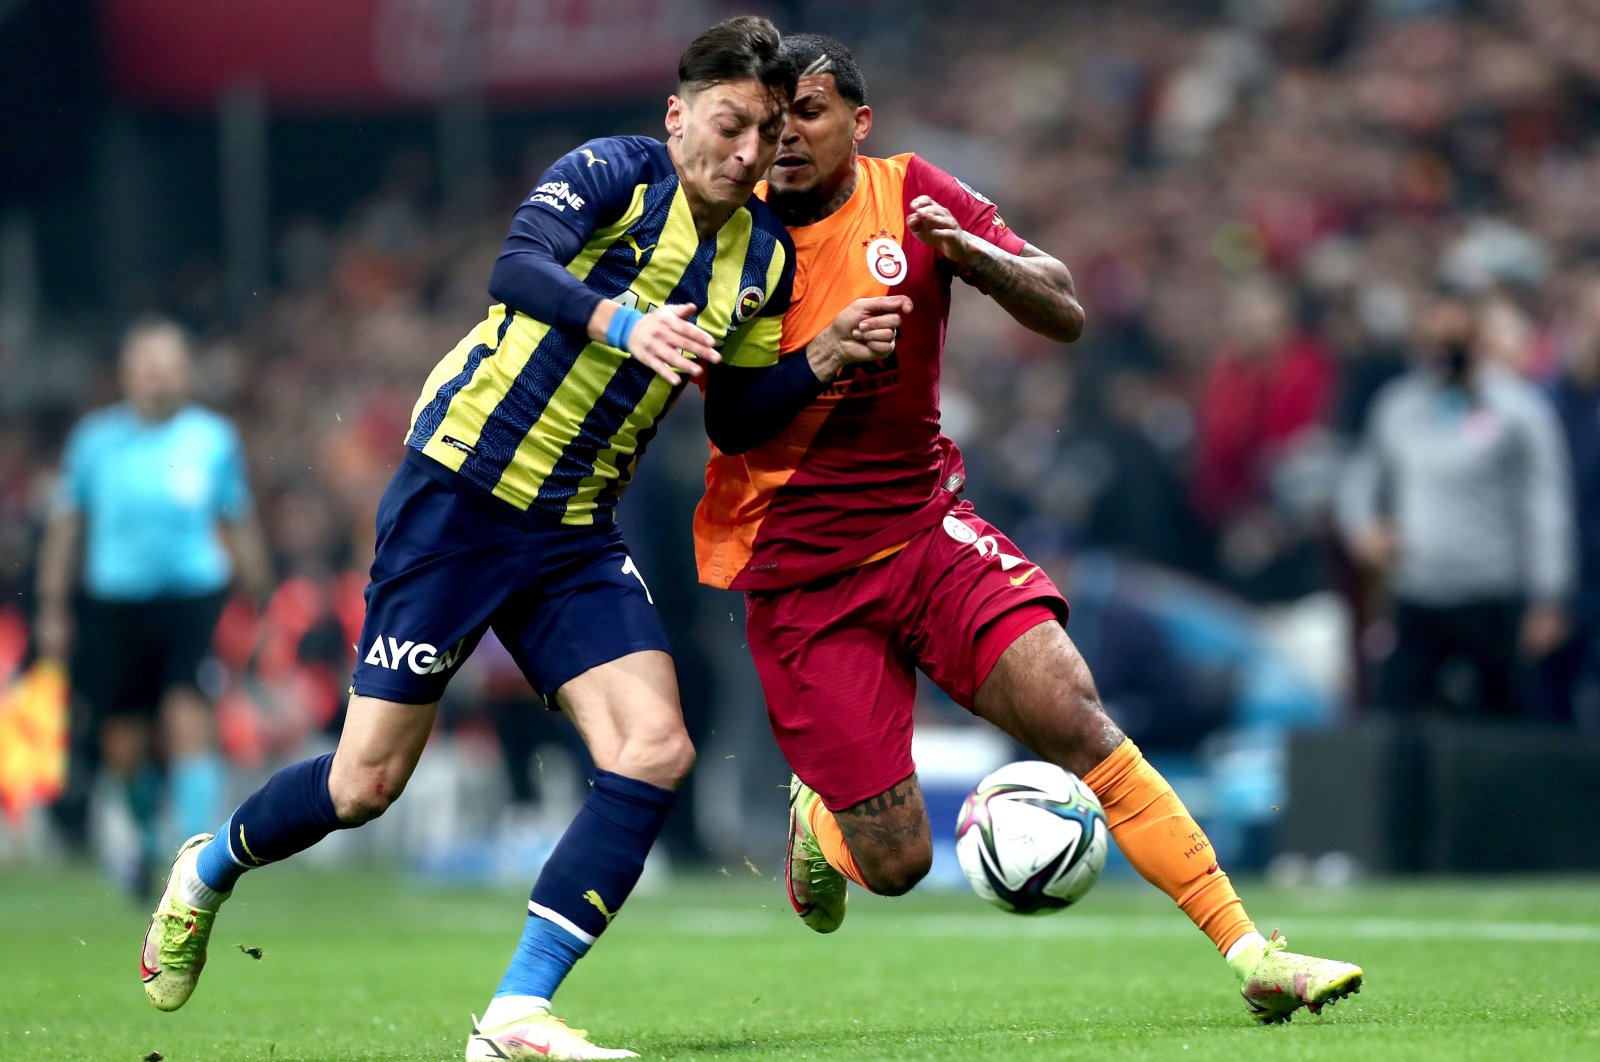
[351, 453, 671, 705]
[75, 591, 228, 718]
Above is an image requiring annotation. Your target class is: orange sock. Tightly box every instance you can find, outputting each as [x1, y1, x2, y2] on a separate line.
[806, 798, 871, 890]
[1083, 738, 1256, 955]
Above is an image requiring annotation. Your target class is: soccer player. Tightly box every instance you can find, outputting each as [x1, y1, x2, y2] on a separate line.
[695, 34, 1364, 1026]
[35, 319, 272, 896]
[137, 19, 904, 1062]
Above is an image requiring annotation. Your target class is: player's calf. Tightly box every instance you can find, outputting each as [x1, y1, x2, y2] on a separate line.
[833, 777, 932, 896]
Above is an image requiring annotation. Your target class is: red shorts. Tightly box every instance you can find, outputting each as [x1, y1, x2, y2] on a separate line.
[744, 501, 1067, 811]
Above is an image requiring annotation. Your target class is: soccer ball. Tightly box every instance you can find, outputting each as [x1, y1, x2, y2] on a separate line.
[954, 760, 1108, 914]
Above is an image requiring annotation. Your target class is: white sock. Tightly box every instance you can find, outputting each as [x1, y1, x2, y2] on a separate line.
[1225, 931, 1268, 964]
[177, 864, 229, 912]
[481, 995, 551, 1027]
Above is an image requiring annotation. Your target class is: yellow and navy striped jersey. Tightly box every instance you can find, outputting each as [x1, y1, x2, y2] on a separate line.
[407, 135, 794, 525]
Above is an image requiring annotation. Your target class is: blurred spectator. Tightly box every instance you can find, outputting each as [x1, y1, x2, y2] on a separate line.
[1194, 277, 1335, 526]
[33, 320, 272, 892]
[1083, 368, 1212, 575]
[1191, 275, 1338, 599]
[1337, 287, 1576, 717]
[1543, 270, 1600, 727]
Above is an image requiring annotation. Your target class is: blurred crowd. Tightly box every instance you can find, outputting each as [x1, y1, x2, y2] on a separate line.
[4, 0, 1600, 853]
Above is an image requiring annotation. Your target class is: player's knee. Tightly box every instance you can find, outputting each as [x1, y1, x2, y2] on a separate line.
[613, 728, 696, 789]
[862, 843, 932, 896]
[329, 768, 404, 824]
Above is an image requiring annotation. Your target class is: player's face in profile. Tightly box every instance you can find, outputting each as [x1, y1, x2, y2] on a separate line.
[769, 73, 865, 198]
[670, 79, 784, 210]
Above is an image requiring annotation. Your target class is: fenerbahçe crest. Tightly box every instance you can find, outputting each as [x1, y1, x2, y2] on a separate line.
[733, 285, 766, 325]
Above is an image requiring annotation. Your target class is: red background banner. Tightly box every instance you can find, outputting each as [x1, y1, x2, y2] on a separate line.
[103, 0, 705, 109]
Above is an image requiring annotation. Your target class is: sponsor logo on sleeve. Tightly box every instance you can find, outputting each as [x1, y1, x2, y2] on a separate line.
[530, 180, 586, 213]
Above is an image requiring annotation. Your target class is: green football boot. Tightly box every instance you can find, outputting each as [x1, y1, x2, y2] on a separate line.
[140, 833, 222, 1012]
[786, 775, 848, 934]
[1235, 931, 1363, 1024]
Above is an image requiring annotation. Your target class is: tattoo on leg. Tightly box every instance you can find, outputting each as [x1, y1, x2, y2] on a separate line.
[855, 788, 913, 818]
[837, 781, 927, 851]
[839, 813, 926, 852]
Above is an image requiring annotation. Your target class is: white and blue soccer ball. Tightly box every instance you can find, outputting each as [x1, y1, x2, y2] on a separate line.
[955, 760, 1108, 914]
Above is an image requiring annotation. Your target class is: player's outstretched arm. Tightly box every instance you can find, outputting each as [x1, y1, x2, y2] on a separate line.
[906, 195, 1084, 342]
[805, 295, 912, 380]
[704, 296, 910, 455]
[590, 301, 719, 386]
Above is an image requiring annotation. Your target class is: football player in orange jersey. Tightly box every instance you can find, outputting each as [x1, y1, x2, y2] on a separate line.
[696, 32, 1362, 1025]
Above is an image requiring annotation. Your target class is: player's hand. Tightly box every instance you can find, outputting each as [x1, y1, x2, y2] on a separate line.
[1519, 603, 1569, 659]
[808, 296, 913, 380]
[628, 304, 720, 385]
[907, 195, 975, 263]
[1349, 521, 1399, 572]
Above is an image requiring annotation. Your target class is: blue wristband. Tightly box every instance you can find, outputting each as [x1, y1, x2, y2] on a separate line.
[605, 306, 645, 352]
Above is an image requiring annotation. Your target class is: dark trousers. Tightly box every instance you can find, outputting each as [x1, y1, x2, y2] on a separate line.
[1534, 616, 1600, 727]
[1377, 598, 1522, 717]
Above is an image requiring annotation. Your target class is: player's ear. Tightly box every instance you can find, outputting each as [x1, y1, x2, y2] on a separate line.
[665, 94, 686, 138]
[853, 104, 873, 143]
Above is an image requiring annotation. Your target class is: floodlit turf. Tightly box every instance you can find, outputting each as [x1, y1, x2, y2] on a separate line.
[3, 863, 1599, 1060]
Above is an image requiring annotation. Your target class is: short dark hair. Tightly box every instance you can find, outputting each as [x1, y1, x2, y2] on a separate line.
[678, 16, 796, 102]
[780, 32, 867, 106]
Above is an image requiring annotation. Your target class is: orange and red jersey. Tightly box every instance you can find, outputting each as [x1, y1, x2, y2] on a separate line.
[694, 154, 1027, 591]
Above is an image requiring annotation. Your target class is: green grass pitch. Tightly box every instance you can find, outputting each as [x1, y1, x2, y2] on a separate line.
[3, 864, 1598, 1060]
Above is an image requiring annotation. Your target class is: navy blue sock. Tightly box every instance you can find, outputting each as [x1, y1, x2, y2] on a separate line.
[195, 753, 347, 893]
[494, 769, 674, 1000]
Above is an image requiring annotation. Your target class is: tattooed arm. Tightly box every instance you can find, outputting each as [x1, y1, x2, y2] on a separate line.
[906, 195, 1085, 343]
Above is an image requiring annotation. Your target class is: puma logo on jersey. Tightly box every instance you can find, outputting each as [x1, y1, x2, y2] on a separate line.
[363, 635, 467, 675]
[579, 148, 608, 166]
[619, 233, 657, 265]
